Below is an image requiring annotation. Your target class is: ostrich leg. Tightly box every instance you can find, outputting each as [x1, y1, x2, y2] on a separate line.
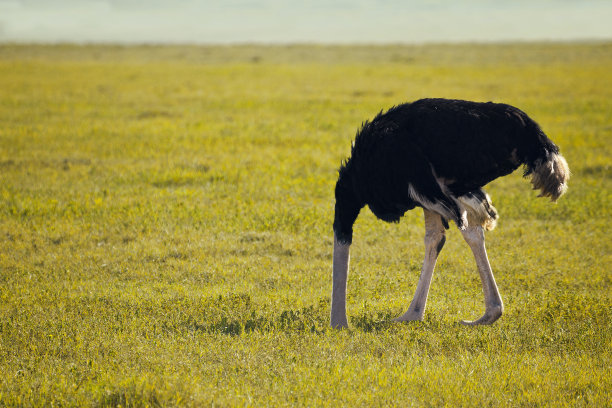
[330, 233, 350, 328]
[395, 209, 446, 322]
[460, 225, 503, 325]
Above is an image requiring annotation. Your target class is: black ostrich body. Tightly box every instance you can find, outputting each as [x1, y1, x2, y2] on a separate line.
[334, 98, 563, 244]
[331, 98, 569, 328]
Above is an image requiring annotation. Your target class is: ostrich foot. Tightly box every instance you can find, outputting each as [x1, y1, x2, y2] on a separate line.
[460, 305, 502, 326]
[330, 318, 349, 329]
[392, 310, 423, 322]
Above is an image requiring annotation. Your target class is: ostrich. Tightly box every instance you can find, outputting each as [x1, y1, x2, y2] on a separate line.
[331, 98, 569, 328]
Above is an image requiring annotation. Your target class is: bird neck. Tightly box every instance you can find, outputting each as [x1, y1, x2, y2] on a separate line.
[333, 178, 362, 245]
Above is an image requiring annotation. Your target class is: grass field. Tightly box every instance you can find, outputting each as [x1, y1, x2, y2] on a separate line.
[0, 43, 611, 406]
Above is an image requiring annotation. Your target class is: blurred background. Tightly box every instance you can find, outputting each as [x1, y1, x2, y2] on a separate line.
[1, 0, 611, 44]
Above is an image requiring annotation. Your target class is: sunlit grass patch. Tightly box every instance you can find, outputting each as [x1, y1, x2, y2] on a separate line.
[0, 43, 610, 406]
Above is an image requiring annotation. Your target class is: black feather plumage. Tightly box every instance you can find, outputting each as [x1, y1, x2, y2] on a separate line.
[333, 98, 565, 244]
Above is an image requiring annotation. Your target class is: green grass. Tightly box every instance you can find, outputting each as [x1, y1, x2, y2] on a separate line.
[0, 43, 611, 406]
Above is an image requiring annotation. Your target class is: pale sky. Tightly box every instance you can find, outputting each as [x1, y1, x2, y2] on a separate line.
[1, 0, 611, 44]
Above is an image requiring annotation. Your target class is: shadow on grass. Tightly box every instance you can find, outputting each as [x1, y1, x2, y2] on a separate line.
[184, 294, 399, 336]
[192, 303, 330, 335]
[351, 310, 396, 332]
[99, 387, 162, 408]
